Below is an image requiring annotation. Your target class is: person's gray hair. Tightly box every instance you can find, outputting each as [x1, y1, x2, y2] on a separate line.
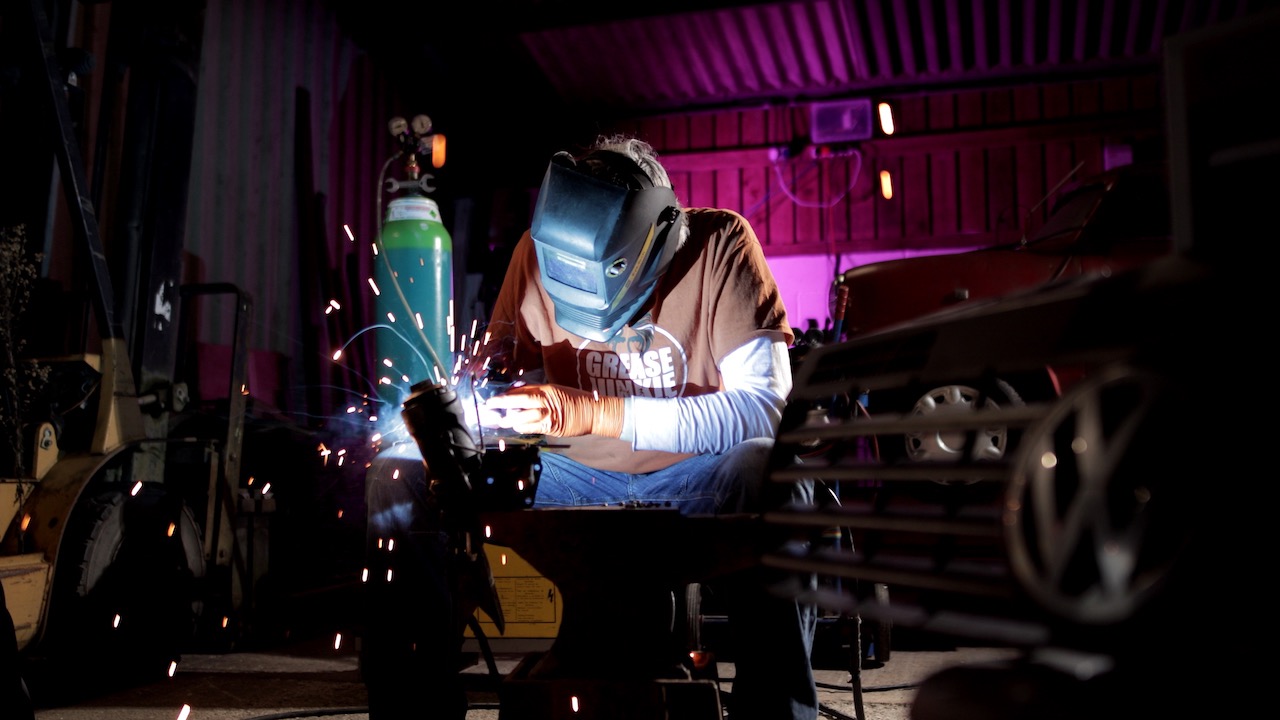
[589, 134, 690, 247]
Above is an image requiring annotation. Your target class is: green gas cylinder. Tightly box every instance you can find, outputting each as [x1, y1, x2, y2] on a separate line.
[375, 195, 453, 388]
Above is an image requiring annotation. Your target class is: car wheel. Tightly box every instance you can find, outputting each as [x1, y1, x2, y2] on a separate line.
[863, 379, 1028, 479]
[904, 380, 1022, 465]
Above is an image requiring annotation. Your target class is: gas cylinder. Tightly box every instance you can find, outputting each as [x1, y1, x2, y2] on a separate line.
[374, 195, 453, 388]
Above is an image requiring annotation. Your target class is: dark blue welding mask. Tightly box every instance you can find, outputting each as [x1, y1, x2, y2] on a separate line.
[530, 150, 684, 343]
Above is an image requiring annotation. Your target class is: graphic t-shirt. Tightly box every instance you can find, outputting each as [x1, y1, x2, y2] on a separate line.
[482, 207, 793, 474]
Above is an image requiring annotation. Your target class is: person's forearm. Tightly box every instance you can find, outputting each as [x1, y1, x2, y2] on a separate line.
[622, 337, 792, 454]
[624, 388, 784, 454]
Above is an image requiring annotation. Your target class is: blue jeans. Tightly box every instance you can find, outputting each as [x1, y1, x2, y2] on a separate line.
[363, 440, 820, 720]
[537, 439, 820, 720]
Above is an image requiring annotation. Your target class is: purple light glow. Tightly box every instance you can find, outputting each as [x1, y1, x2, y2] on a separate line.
[766, 248, 978, 332]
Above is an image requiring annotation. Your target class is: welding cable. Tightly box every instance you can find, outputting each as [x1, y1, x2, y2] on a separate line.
[241, 709, 370, 719]
[816, 679, 919, 693]
[243, 704, 502, 720]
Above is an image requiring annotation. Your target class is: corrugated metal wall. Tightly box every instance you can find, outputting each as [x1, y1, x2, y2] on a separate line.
[521, 0, 1262, 114]
[608, 73, 1163, 257]
[183, 0, 404, 414]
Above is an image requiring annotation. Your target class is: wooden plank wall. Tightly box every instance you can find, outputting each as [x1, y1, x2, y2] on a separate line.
[609, 74, 1164, 257]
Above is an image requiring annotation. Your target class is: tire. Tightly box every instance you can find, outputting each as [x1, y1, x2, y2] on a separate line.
[870, 377, 1030, 473]
[36, 484, 205, 698]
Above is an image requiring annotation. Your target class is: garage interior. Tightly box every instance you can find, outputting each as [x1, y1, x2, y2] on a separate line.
[1, 1, 1275, 718]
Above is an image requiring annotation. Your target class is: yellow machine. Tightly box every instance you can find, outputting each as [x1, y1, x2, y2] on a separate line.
[1, 1, 267, 697]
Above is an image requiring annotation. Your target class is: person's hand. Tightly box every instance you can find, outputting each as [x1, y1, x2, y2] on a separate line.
[479, 384, 625, 438]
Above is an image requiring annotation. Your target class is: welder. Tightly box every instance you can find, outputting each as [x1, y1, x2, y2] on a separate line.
[471, 134, 818, 720]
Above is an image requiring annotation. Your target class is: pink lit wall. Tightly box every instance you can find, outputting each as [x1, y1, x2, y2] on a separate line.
[766, 249, 970, 336]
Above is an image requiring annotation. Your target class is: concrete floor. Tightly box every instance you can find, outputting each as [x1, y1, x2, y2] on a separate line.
[27, 634, 1021, 720]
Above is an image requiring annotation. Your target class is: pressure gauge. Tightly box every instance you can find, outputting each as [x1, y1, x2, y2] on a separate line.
[411, 114, 433, 135]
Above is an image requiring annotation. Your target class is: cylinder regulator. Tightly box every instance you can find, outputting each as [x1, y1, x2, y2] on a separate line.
[374, 114, 453, 386]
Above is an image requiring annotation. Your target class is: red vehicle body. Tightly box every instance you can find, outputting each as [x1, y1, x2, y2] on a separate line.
[834, 163, 1173, 342]
[828, 163, 1174, 464]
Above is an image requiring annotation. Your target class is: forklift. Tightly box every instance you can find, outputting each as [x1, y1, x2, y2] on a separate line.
[1, 0, 276, 701]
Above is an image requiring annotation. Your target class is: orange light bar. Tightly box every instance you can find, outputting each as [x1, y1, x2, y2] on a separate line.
[431, 134, 447, 168]
[877, 101, 895, 135]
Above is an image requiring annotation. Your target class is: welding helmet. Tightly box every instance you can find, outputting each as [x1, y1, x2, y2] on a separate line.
[530, 149, 685, 343]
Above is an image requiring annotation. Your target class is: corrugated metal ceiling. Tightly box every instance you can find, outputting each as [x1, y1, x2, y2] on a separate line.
[514, 0, 1273, 116]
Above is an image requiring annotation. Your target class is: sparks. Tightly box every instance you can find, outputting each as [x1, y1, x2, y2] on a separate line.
[368, 278, 381, 296]
[343, 224, 355, 242]
[332, 349, 343, 361]
[177, 704, 192, 720]
[168, 660, 178, 677]
[334, 633, 343, 650]
[130, 481, 142, 496]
